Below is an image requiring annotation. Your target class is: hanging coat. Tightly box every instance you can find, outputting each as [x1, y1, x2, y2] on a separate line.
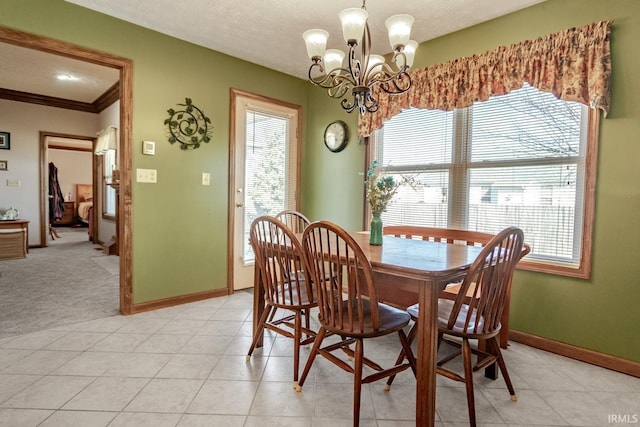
[49, 162, 65, 221]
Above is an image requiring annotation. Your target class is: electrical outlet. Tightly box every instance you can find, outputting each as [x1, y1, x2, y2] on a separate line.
[6, 179, 20, 187]
[202, 172, 210, 186]
[136, 168, 157, 183]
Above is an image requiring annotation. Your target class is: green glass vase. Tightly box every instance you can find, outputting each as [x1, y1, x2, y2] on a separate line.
[369, 212, 383, 246]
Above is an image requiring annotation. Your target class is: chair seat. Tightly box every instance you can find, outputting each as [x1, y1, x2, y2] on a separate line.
[325, 299, 411, 338]
[407, 300, 486, 335]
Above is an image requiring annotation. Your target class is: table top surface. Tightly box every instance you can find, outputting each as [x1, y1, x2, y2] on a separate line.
[348, 232, 483, 281]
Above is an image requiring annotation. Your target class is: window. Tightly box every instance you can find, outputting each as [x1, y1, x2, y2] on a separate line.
[370, 83, 599, 278]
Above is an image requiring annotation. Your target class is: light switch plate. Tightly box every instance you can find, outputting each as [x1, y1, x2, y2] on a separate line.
[6, 178, 20, 187]
[202, 172, 210, 186]
[136, 168, 157, 183]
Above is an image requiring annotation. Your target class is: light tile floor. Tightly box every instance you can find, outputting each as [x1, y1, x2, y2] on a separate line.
[1, 290, 638, 427]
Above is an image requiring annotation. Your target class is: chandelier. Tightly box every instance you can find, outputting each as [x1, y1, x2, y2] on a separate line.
[302, 1, 417, 115]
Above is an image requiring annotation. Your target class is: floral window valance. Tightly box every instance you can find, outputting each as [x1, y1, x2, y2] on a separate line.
[358, 21, 611, 138]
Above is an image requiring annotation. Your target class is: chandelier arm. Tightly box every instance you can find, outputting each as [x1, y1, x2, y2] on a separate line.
[379, 72, 412, 95]
[367, 55, 408, 87]
[390, 50, 409, 74]
[341, 98, 358, 113]
[327, 80, 352, 99]
[309, 63, 357, 90]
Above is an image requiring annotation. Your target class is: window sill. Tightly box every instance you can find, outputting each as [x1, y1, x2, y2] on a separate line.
[518, 258, 590, 280]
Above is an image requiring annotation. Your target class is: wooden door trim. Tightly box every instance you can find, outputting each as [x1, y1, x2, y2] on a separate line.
[0, 26, 133, 315]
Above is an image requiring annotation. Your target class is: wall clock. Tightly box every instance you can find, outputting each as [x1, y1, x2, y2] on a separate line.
[324, 120, 349, 153]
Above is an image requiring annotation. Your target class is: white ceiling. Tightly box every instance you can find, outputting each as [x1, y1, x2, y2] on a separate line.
[2, 0, 545, 103]
[0, 42, 119, 103]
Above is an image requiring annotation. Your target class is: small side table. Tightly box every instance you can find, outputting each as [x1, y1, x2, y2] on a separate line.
[0, 219, 30, 259]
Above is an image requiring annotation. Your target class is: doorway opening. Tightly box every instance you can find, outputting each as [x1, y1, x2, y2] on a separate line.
[0, 26, 133, 314]
[41, 134, 97, 246]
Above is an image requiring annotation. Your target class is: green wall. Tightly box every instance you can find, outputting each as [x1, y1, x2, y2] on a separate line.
[300, 86, 362, 230]
[0, 0, 309, 303]
[3, 0, 639, 363]
[304, 0, 640, 364]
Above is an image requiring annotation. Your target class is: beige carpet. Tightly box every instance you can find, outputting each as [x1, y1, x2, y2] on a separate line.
[0, 227, 120, 339]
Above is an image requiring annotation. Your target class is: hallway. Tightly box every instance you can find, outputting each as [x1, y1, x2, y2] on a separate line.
[0, 227, 119, 339]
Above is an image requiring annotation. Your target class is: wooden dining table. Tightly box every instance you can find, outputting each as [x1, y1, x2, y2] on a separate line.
[252, 231, 483, 426]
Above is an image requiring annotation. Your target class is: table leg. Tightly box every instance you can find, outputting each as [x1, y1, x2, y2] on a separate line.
[415, 282, 438, 427]
[252, 263, 265, 348]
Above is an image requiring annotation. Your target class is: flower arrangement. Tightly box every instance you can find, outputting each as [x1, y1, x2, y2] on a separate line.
[365, 160, 404, 215]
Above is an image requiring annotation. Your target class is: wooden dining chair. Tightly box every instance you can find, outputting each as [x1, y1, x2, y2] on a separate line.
[383, 225, 530, 348]
[269, 210, 313, 323]
[246, 215, 317, 387]
[275, 209, 311, 234]
[388, 226, 525, 427]
[295, 220, 416, 427]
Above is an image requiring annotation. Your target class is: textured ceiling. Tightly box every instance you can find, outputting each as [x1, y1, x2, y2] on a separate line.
[2, 0, 546, 103]
[66, 0, 546, 79]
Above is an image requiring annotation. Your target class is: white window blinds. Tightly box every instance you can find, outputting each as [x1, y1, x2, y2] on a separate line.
[373, 83, 588, 267]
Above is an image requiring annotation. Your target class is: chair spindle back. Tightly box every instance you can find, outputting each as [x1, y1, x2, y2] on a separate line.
[250, 215, 312, 308]
[275, 210, 311, 235]
[302, 221, 380, 334]
[448, 226, 524, 335]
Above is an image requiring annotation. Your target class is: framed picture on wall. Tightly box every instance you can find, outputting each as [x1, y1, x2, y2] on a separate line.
[0, 160, 7, 171]
[0, 132, 9, 150]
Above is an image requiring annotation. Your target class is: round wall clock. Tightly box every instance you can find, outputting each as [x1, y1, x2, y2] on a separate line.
[324, 120, 349, 153]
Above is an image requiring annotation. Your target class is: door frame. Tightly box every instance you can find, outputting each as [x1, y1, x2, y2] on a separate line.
[39, 132, 97, 245]
[227, 88, 302, 294]
[0, 26, 134, 314]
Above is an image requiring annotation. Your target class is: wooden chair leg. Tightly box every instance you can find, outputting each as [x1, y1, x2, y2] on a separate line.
[303, 308, 313, 340]
[247, 305, 273, 360]
[353, 338, 364, 427]
[385, 327, 417, 390]
[489, 337, 517, 401]
[293, 311, 301, 386]
[385, 323, 418, 389]
[462, 338, 477, 427]
[295, 327, 326, 391]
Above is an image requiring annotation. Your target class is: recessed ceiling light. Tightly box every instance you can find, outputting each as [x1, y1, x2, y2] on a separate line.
[57, 74, 79, 81]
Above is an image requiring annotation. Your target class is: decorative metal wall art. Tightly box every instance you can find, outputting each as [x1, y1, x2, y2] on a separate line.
[164, 98, 212, 150]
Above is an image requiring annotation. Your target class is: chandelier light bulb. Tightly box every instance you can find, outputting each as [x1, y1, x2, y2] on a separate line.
[385, 14, 414, 50]
[302, 29, 329, 60]
[403, 40, 418, 68]
[323, 49, 345, 75]
[339, 8, 368, 44]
